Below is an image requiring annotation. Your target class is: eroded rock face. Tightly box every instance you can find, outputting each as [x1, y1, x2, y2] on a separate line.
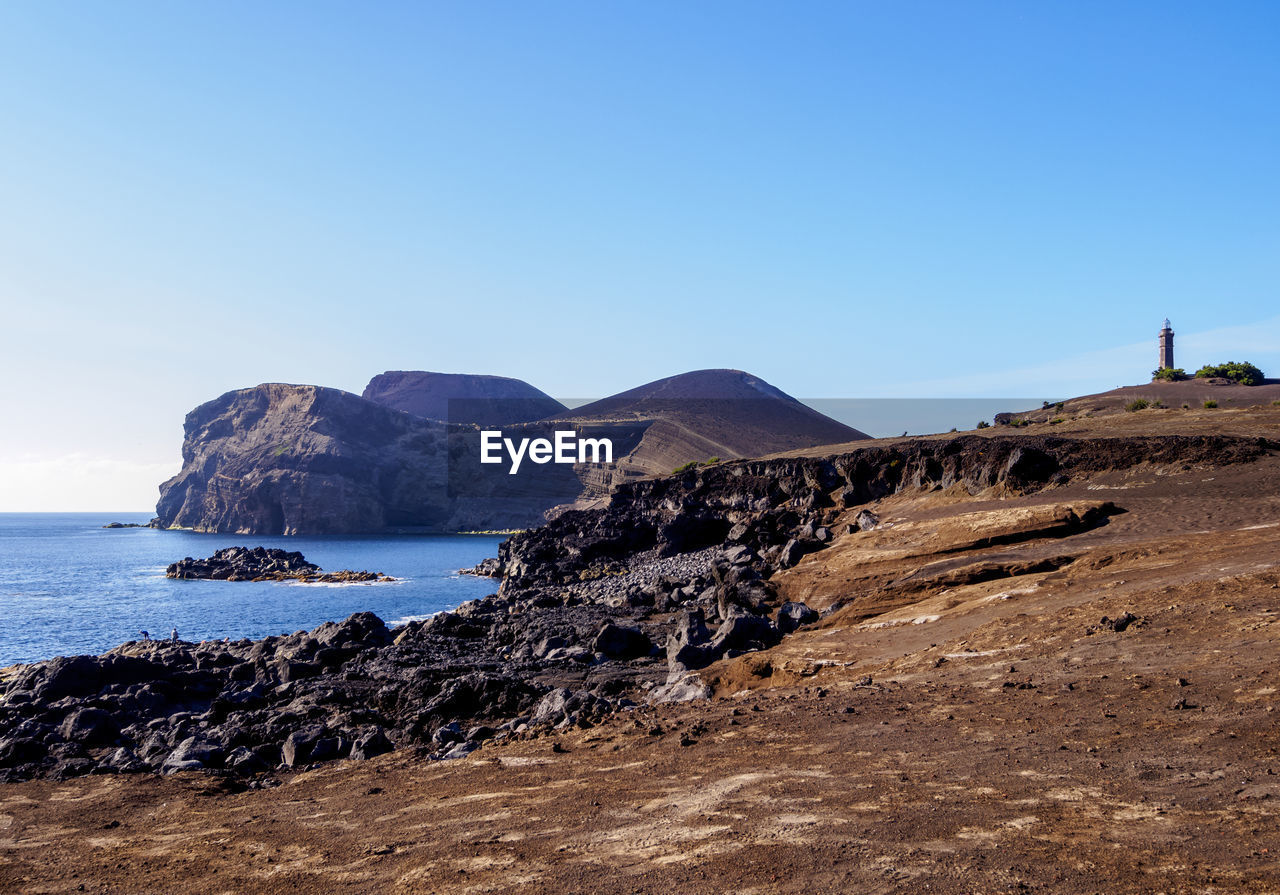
[151, 384, 583, 535]
[493, 434, 1272, 591]
[154, 384, 456, 534]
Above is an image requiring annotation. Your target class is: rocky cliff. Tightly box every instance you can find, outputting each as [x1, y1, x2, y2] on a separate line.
[494, 433, 1272, 589]
[152, 383, 584, 534]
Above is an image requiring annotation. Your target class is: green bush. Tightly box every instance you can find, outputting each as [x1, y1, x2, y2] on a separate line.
[1152, 367, 1187, 382]
[706, 456, 721, 465]
[1126, 399, 1151, 412]
[1194, 361, 1264, 386]
[672, 461, 701, 474]
[1055, 402, 1064, 411]
[976, 420, 991, 429]
[1049, 417, 1065, 425]
[1203, 399, 1218, 409]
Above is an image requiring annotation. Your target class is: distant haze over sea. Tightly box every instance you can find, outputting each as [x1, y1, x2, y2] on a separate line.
[557, 398, 1047, 439]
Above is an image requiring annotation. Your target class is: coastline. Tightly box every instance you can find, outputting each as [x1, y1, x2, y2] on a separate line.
[5, 416, 1280, 890]
[4, 430, 1271, 781]
[0, 518, 503, 668]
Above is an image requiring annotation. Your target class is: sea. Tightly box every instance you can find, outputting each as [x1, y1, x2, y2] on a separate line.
[0, 513, 506, 668]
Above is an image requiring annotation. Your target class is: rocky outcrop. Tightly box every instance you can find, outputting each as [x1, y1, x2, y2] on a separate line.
[155, 384, 451, 534]
[151, 384, 585, 534]
[166, 547, 392, 583]
[362, 371, 566, 425]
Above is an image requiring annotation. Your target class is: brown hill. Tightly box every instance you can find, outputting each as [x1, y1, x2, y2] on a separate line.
[551, 369, 869, 490]
[362, 370, 565, 425]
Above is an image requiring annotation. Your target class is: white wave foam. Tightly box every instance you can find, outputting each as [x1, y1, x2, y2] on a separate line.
[283, 577, 408, 589]
[388, 611, 443, 626]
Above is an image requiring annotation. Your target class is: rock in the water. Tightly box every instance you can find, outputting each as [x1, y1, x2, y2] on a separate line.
[166, 547, 393, 583]
[463, 557, 503, 578]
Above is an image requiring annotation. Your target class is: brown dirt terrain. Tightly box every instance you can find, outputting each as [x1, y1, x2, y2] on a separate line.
[1004, 378, 1280, 424]
[3, 408, 1280, 894]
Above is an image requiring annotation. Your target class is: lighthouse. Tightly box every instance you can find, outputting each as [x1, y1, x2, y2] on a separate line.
[1158, 318, 1174, 370]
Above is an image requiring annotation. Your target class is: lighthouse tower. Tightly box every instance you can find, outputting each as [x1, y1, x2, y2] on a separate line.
[1158, 318, 1174, 370]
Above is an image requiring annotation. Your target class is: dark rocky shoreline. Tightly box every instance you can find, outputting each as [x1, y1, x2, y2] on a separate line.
[1, 434, 1270, 784]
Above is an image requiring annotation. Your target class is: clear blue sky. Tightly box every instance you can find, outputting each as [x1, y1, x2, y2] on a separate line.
[1, 1, 1277, 509]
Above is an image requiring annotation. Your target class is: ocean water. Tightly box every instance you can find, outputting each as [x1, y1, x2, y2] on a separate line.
[0, 513, 507, 667]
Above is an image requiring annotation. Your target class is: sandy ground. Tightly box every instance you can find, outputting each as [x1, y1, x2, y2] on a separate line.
[3, 408, 1279, 894]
